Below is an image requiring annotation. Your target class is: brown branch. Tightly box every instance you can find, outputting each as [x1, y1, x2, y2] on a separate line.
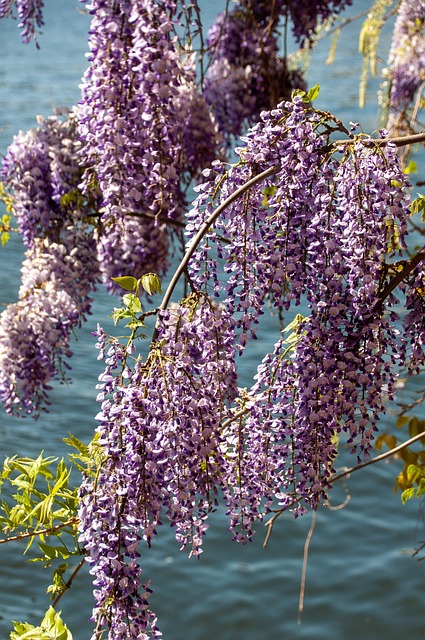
[263, 431, 425, 548]
[0, 517, 78, 545]
[374, 247, 425, 313]
[331, 131, 425, 148]
[125, 210, 186, 229]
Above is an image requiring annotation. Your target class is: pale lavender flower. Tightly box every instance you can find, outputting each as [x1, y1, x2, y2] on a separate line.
[203, 4, 306, 143]
[2, 110, 83, 247]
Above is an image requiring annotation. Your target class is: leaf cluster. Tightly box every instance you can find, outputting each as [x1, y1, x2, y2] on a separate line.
[0, 433, 104, 606]
[110, 273, 162, 336]
[0, 182, 14, 246]
[411, 193, 425, 222]
[0, 452, 79, 558]
[11, 606, 72, 640]
[375, 416, 425, 503]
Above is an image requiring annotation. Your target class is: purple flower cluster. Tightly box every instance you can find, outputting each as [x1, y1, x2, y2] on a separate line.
[284, 0, 352, 44]
[203, 4, 306, 143]
[0, 110, 102, 416]
[78, 0, 189, 293]
[79, 296, 238, 638]
[382, 0, 425, 132]
[175, 74, 224, 182]
[186, 97, 412, 515]
[2, 110, 83, 247]
[0, 0, 44, 43]
[0, 228, 99, 417]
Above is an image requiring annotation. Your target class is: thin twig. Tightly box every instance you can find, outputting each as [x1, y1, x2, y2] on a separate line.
[371, 248, 425, 316]
[125, 210, 186, 229]
[52, 556, 86, 608]
[154, 164, 278, 321]
[0, 518, 78, 545]
[297, 510, 317, 624]
[263, 431, 425, 547]
[330, 130, 425, 148]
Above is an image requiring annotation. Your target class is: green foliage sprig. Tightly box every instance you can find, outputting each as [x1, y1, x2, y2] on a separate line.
[0, 434, 104, 635]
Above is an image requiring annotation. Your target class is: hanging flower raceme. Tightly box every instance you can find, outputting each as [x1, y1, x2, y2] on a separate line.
[2, 110, 83, 247]
[0, 228, 99, 417]
[203, 3, 306, 143]
[187, 96, 412, 519]
[401, 264, 425, 374]
[0, 0, 44, 44]
[79, 295, 238, 639]
[78, 0, 192, 294]
[381, 0, 425, 134]
[175, 75, 224, 182]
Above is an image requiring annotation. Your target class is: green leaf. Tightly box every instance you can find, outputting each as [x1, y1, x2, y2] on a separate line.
[282, 314, 306, 338]
[305, 83, 320, 102]
[111, 276, 138, 291]
[10, 622, 36, 640]
[416, 478, 425, 498]
[122, 293, 142, 313]
[396, 415, 410, 428]
[292, 83, 320, 104]
[401, 487, 415, 504]
[374, 433, 397, 452]
[410, 193, 425, 220]
[261, 184, 277, 207]
[406, 463, 422, 485]
[110, 307, 132, 326]
[404, 160, 417, 175]
[140, 273, 162, 296]
[291, 88, 306, 101]
[40, 607, 73, 640]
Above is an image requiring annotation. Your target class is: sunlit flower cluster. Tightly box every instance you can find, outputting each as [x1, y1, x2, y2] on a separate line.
[1, 2, 425, 638]
[77, 94, 423, 638]
[78, 0, 188, 293]
[187, 97, 412, 515]
[79, 296, 238, 638]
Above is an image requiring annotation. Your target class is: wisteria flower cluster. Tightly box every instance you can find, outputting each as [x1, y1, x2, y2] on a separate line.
[0, 0, 44, 43]
[284, 0, 353, 43]
[77, 95, 425, 638]
[2, 110, 83, 248]
[203, 3, 306, 143]
[78, 0, 192, 293]
[382, 0, 425, 134]
[186, 96, 414, 515]
[79, 295, 238, 638]
[0, 228, 99, 416]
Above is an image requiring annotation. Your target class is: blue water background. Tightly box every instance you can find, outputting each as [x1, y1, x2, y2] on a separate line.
[0, 1, 424, 638]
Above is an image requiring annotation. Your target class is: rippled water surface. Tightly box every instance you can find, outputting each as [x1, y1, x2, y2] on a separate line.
[0, 2, 424, 639]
